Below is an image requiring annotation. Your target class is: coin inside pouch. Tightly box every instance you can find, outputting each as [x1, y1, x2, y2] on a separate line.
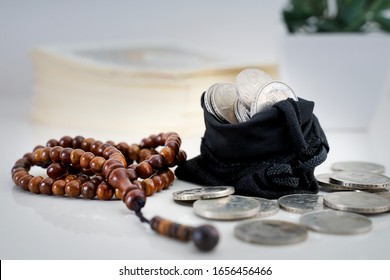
[175, 92, 330, 199]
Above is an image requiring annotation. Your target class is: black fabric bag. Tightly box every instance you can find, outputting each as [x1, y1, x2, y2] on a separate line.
[175, 93, 329, 199]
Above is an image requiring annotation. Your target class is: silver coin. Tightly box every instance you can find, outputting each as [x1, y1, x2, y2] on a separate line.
[210, 82, 238, 124]
[329, 171, 390, 190]
[278, 194, 325, 213]
[250, 81, 298, 117]
[324, 191, 390, 214]
[331, 161, 385, 174]
[193, 195, 260, 220]
[204, 83, 220, 120]
[300, 210, 372, 235]
[234, 219, 308, 245]
[172, 186, 235, 201]
[316, 173, 353, 192]
[233, 98, 251, 123]
[251, 197, 279, 217]
[236, 68, 272, 110]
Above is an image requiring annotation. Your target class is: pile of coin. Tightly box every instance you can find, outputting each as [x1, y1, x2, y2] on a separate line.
[204, 68, 298, 124]
[316, 161, 390, 200]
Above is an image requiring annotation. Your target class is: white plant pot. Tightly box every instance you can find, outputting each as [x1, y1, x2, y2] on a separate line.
[278, 33, 390, 130]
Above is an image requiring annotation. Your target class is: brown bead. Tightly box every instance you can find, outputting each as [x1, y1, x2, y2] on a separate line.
[116, 142, 129, 155]
[52, 179, 66, 196]
[59, 147, 73, 164]
[151, 175, 164, 192]
[140, 137, 156, 149]
[102, 159, 123, 179]
[109, 154, 127, 167]
[157, 219, 172, 236]
[177, 150, 187, 163]
[12, 170, 28, 185]
[131, 180, 142, 189]
[47, 162, 68, 179]
[32, 148, 43, 165]
[127, 168, 138, 181]
[141, 178, 156, 196]
[177, 225, 194, 242]
[65, 180, 81, 197]
[80, 152, 94, 169]
[108, 168, 132, 192]
[139, 148, 154, 162]
[156, 133, 165, 146]
[115, 188, 123, 200]
[91, 176, 103, 185]
[136, 161, 153, 179]
[33, 145, 44, 152]
[40, 147, 52, 166]
[76, 174, 89, 184]
[158, 170, 173, 189]
[106, 140, 116, 146]
[96, 182, 114, 200]
[23, 152, 34, 164]
[49, 146, 63, 162]
[90, 156, 106, 174]
[81, 138, 94, 151]
[72, 136, 84, 149]
[90, 140, 103, 155]
[166, 141, 180, 154]
[59, 136, 73, 147]
[102, 146, 118, 159]
[19, 174, 33, 191]
[81, 181, 97, 199]
[127, 144, 140, 162]
[70, 149, 84, 165]
[46, 139, 59, 147]
[148, 154, 165, 169]
[65, 174, 78, 183]
[159, 147, 175, 165]
[28, 176, 43, 194]
[39, 177, 54, 195]
[123, 188, 146, 211]
[97, 143, 111, 156]
[11, 167, 25, 176]
[192, 225, 219, 251]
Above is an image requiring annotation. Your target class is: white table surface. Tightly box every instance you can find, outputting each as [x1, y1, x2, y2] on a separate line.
[1, 96, 390, 260]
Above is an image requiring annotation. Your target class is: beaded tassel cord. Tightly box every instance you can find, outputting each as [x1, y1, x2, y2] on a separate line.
[11, 133, 219, 251]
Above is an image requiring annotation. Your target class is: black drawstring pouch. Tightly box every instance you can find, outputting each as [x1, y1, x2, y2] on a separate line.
[175, 93, 329, 199]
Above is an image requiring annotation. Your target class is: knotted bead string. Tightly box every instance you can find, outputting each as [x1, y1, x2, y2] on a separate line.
[11, 133, 219, 251]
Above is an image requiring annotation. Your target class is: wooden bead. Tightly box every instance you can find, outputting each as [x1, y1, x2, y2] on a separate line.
[108, 168, 131, 192]
[12, 170, 27, 185]
[46, 162, 68, 179]
[139, 148, 154, 162]
[159, 147, 175, 165]
[158, 169, 174, 189]
[70, 149, 85, 165]
[115, 188, 123, 200]
[136, 161, 153, 179]
[40, 147, 52, 166]
[52, 179, 66, 196]
[90, 156, 106, 174]
[23, 152, 34, 164]
[166, 141, 180, 154]
[192, 225, 219, 251]
[127, 145, 140, 162]
[102, 159, 123, 178]
[96, 182, 114, 200]
[81, 181, 97, 199]
[77, 174, 89, 184]
[59, 136, 73, 147]
[65, 180, 81, 197]
[72, 136, 84, 149]
[28, 176, 43, 194]
[11, 167, 25, 176]
[81, 138, 94, 151]
[65, 174, 78, 183]
[33, 145, 45, 151]
[80, 152, 94, 169]
[90, 140, 103, 154]
[177, 150, 187, 163]
[176, 224, 194, 242]
[32, 148, 43, 165]
[151, 175, 164, 192]
[123, 188, 146, 211]
[102, 146, 118, 159]
[140, 137, 156, 149]
[39, 177, 54, 195]
[148, 154, 164, 169]
[19, 174, 33, 191]
[109, 154, 127, 167]
[59, 147, 73, 164]
[49, 146, 63, 162]
[46, 139, 59, 147]
[116, 142, 129, 155]
[132, 180, 142, 189]
[97, 143, 111, 156]
[126, 168, 138, 181]
[141, 178, 156, 196]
